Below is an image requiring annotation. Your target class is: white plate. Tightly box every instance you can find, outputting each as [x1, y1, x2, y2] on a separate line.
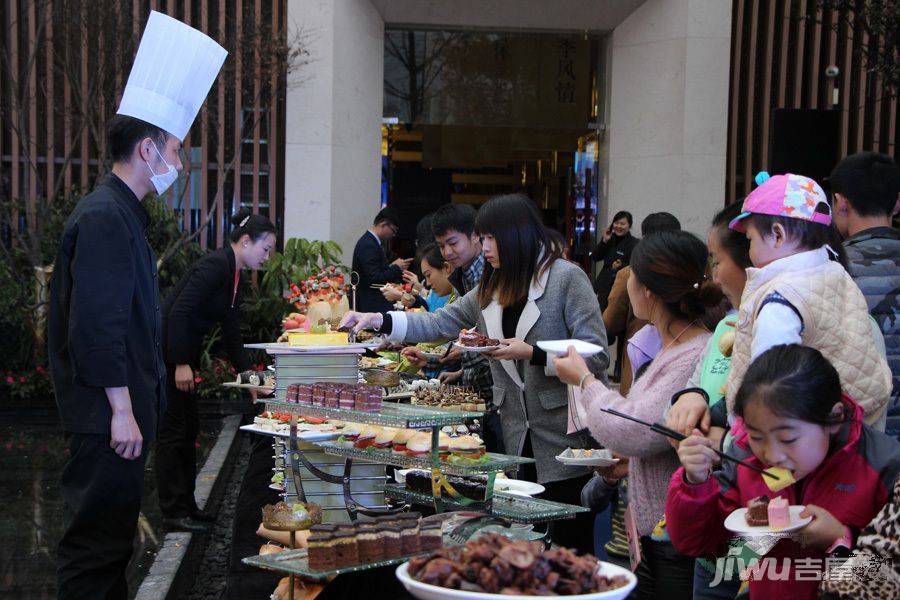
[537, 339, 606, 357]
[453, 341, 501, 353]
[239, 424, 340, 442]
[394, 470, 544, 497]
[555, 448, 619, 467]
[221, 382, 275, 392]
[724, 506, 811, 535]
[493, 478, 545, 497]
[396, 561, 636, 600]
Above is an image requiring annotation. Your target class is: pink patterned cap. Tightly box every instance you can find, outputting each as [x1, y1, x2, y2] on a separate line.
[729, 173, 832, 232]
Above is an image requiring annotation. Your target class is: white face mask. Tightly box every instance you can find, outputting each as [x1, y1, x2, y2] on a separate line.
[145, 142, 178, 195]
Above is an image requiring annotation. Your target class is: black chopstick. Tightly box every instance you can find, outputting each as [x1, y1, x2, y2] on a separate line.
[600, 408, 777, 480]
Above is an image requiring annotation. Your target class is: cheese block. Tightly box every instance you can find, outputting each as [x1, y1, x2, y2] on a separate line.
[762, 466, 795, 492]
[288, 331, 349, 347]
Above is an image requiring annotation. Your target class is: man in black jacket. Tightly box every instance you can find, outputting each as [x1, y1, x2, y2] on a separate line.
[48, 12, 226, 599]
[351, 208, 411, 312]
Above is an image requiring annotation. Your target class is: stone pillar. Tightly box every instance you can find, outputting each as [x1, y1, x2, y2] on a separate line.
[607, 0, 732, 235]
[284, 0, 384, 261]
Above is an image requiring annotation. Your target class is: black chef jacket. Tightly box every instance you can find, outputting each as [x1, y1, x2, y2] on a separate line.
[161, 245, 250, 372]
[48, 173, 166, 441]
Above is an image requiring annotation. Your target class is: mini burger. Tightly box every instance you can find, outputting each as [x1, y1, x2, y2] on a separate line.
[438, 432, 453, 461]
[373, 427, 398, 449]
[449, 435, 486, 461]
[392, 429, 416, 454]
[353, 425, 379, 449]
[339, 423, 362, 448]
[405, 431, 432, 458]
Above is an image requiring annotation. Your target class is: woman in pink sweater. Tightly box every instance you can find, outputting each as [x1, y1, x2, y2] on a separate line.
[555, 230, 722, 599]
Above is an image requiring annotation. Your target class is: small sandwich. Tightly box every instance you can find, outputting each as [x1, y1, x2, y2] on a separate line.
[405, 431, 433, 458]
[373, 427, 398, 449]
[448, 435, 486, 462]
[392, 429, 416, 455]
[340, 423, 362, 448]
[438, 432, 453, 461]
[354, 425, 379, 449]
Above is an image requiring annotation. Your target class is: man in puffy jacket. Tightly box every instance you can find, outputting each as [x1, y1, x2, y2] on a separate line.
[830, 152, 900, 437]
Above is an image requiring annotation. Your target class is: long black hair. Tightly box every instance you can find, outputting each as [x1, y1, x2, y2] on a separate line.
[734, 344, 846, 426]
[229, 207, 276, 244]
[474, 194, 561, 308]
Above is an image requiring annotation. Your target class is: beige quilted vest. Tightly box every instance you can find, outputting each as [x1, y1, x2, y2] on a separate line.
[726, 248, 890, 425]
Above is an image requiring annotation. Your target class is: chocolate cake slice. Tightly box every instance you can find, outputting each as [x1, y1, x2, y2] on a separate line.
[745, 495, 770, 526]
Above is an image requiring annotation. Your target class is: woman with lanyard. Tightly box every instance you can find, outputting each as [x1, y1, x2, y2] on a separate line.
[156, 208, 276, 532]
[341, 194, 608, 554]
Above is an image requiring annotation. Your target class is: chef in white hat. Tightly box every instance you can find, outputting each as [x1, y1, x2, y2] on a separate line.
[47, 12, 226, 599]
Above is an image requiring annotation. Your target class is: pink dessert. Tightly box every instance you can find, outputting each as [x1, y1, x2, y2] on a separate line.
[767, 496, 790, 530]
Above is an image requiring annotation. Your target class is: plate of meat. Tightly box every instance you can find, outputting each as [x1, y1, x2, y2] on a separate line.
[453, 328, 504, 353]
[396, 533, 636, 599]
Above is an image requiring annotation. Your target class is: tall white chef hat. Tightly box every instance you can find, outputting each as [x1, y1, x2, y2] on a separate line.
[117, 11, 227, 142]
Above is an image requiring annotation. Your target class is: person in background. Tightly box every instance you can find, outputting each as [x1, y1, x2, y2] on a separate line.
[351, 207, 411, 313]
[342, 194, 609, 555]
[592, 210, 639, 311]
[400, 244, 458, 379]
[429, 203, 500, 450]
[603, 212, 681, 395]
[554, 230, 721, 599]
[830, 152, 900, 437]
[386, 243, 456, 312]
[157, 209, 276, 532]
[415, 212, 435, 250]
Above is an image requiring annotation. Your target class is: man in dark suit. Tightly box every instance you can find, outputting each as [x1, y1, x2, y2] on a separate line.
[352, 208, 411, 312]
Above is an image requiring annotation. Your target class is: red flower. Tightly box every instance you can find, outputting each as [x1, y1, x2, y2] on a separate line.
[5, 377, 13, 384]
[4, 443, 11, 451]
[194, 376, 203, 383]
[35, 365, 44, 373]
[19, 376, 26, 383]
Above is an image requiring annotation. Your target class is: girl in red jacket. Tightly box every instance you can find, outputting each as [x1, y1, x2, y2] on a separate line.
[666, 344, 899, 599]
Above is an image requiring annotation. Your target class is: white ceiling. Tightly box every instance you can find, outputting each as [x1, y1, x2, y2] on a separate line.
[369, 0, 647, 32]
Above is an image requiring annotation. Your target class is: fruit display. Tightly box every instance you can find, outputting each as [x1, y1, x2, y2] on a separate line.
[287, 266, 351, 328]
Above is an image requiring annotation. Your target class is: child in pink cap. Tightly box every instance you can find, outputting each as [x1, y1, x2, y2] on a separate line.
[724, 172, 891, 427]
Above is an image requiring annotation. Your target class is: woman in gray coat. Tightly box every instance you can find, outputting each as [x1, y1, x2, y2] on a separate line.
[341, 194, 609, 553]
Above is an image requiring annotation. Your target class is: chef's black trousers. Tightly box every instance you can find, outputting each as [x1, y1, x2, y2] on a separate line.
[155, 372, 199, 518]
[57, 433, 147, 600]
